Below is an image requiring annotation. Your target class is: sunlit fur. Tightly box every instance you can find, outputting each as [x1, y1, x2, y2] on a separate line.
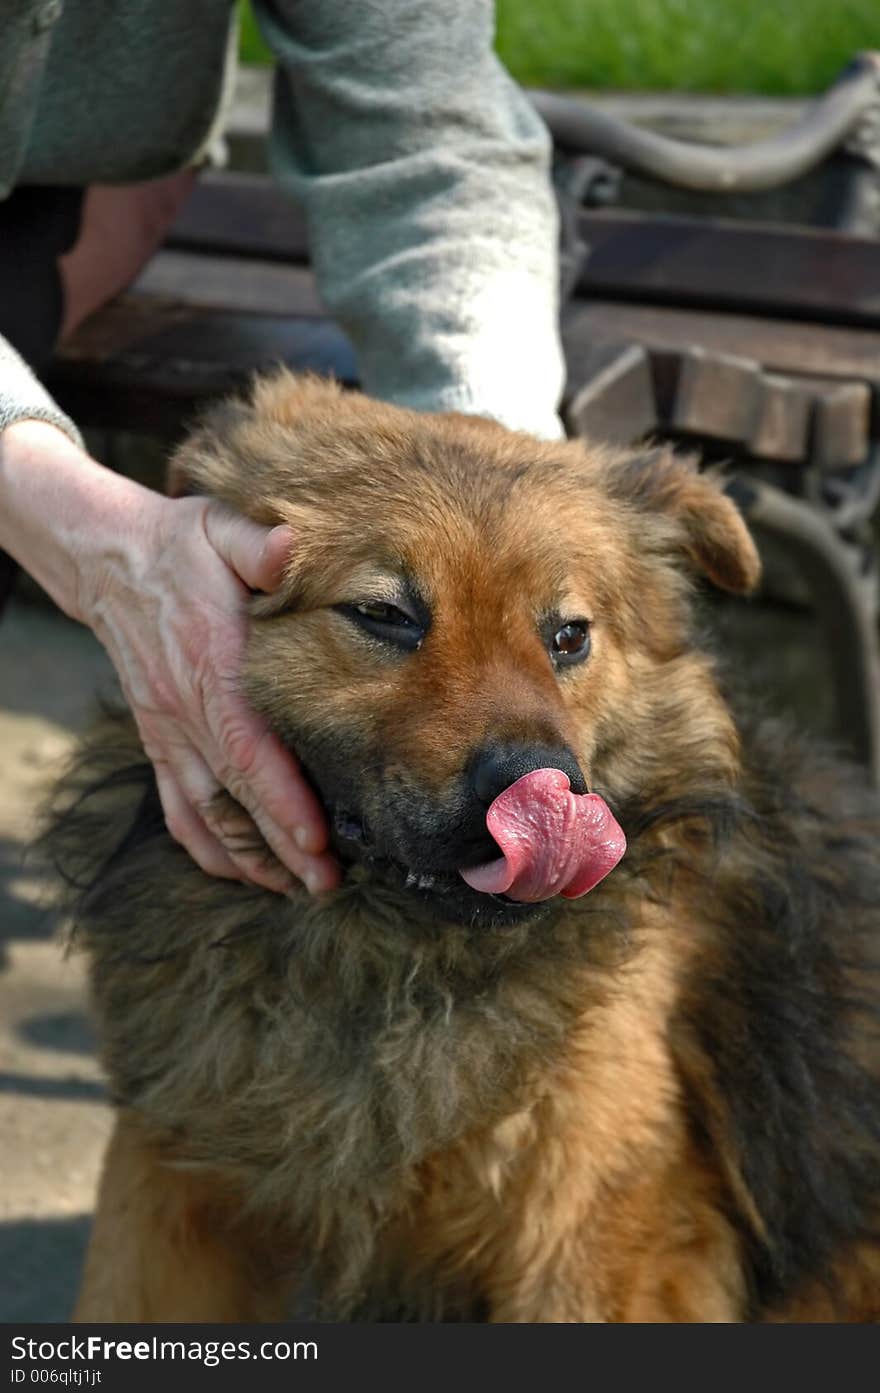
[45, 374, 879, 1322]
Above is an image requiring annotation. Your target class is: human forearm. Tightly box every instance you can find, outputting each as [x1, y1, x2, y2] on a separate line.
[0, 338, 84, 447]
[0, 418, 150, 623]
[257, 0, 565, 440]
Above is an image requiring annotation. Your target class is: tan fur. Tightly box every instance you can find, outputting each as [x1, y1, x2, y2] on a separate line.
[53, 373, 877, 1323]
[403, 912, 746, 1322]
[74, 1115, 294, 1323]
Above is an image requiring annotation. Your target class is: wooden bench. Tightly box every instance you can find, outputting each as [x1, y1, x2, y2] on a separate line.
[38, 162, 880, 784]
[47, 171, 880, 443]
[26, 50, 880, 779]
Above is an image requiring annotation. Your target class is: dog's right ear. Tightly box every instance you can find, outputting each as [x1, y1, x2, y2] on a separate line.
[166, 371, 348, 515]
[604, 447, 761, 595]
[168, 374, 354, 615]
[166, 397, 256, 504]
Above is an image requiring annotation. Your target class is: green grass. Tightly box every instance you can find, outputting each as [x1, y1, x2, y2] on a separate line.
[239, 5, 270, 65]
[239, 2, 880, 95]
[239, 5, 272, 66]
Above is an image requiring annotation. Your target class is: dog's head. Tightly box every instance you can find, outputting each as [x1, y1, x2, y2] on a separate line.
[174, 372, 760, 926]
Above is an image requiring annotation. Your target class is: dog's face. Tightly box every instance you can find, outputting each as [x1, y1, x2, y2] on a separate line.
[176, 374, 760, 926]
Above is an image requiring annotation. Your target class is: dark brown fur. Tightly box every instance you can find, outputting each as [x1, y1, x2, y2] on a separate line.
[45, 374, 880, 1321]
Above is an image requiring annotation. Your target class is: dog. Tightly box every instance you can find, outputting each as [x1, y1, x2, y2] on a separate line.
[45, 372, 879, 1322]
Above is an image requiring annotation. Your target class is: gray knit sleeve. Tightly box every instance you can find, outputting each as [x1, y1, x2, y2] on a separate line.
[0, 335, 84, 448]
[254, 0, 564, 440]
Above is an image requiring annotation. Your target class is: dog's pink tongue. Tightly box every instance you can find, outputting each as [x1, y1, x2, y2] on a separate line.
[459, 768, 626, 903]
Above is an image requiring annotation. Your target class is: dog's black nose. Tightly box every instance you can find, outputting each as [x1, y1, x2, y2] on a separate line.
[469, 743, 587, 806]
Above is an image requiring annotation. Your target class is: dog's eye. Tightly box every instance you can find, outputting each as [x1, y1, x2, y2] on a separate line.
[353, 601, 410, 624]
[338, 601, 424, 651]
[550, 620, 591, 666]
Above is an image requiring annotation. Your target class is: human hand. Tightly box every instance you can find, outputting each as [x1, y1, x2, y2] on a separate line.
[0, 421, 339, 895]
[80, 492, 341, 895]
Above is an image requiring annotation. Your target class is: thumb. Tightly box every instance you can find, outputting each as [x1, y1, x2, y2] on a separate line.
[202, 505, 294, 593]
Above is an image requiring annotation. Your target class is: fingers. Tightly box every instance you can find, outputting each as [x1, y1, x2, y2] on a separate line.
[152, 748, 298, 897]
[257, 524, 296, 593]
[198, 698, 341, 894]
[153, 762, 242, 883]
[155, 713, 340, 895]
[202, 506, 294, 595]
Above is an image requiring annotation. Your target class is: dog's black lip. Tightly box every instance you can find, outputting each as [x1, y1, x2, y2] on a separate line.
[327, 805, 545, 923]
[331, 805, 499, 879]
[333, 809, 370, 846]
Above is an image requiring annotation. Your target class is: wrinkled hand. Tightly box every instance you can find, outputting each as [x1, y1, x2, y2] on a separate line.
[1, 418, 339, 895]
[78, 491, 340, 895]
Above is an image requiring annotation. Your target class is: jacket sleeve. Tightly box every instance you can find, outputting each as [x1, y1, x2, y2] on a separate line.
[253, 0, 565, 440]
[0, 336, 84, 447]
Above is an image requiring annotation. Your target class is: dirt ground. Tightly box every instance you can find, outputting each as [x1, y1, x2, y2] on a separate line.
[0, 594, 115, 1323]
[0, 561, 846, 1323]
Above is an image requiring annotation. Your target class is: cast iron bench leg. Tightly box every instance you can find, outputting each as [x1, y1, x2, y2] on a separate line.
[727, 475, 880, 788]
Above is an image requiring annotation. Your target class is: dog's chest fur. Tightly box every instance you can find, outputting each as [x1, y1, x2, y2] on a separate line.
[85, 865, 643, 1314]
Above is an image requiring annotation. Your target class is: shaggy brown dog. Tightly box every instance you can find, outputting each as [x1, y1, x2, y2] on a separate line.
[46, 374, 879, 1322]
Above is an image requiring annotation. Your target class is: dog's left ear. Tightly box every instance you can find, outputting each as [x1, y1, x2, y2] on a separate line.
[605, 449, 761, 595]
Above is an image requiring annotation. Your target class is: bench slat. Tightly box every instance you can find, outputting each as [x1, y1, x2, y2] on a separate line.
[577, 212, 880, 329]
[134, 251, 325, 317]
[49, 301, 358, 436]
[168, 177, 880, 330]
[562, 301, 880, 394]
[167, 171, 309, 263]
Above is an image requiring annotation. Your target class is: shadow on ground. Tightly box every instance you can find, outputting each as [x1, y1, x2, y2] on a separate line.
[0, 836, 58, 950]
[0, 1214, 91, 1322]
[1, 594, 113, 1324]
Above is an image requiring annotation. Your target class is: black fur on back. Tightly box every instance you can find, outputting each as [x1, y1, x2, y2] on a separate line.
[651, 720, 880, 1314]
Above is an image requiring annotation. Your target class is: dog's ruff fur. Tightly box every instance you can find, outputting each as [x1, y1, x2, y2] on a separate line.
[45, 374, 879, 1322]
